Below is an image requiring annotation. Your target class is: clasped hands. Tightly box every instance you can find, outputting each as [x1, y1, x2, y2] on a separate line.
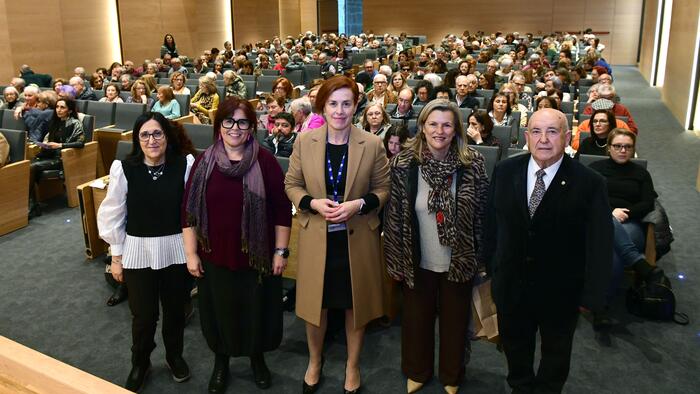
[310, 198, 362, 223]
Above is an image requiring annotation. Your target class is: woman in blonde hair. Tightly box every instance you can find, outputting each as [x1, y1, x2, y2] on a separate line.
[190, 76, 220, 124]
[383, 99, 489, 394]
[126, 79, 155, 109]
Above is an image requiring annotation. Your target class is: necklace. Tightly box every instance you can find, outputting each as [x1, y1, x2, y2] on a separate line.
[594, 139, 607, 148]
[146, 163, 165, 180]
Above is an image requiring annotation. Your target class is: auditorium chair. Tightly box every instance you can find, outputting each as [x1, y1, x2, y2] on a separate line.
[240, 74, 256, 82]
[183, 123, 214, 150]
[351, 53, 367, 65]
[476, 89, 494, 101]
[505, 147, 528, 159]
[74, 100, 89, 114]
[34, 140, 99, 208]
[0, 129, 30, 236]
[406, 79, 419, 88]
[1, 109, 26, 131]
[244, 81, 256, 99]
[302, 64, 321, 85]
[472, 145, 499, 179]
[560, 101, 574, 114]
[85, 101, 116, 129]
[491, 125, 513, 158]
[413, 105, 424, 117]
[93, 103, 146, 175]
[256, 76, 278, 94]
[115, 140, 132, 161]
[261, 69, 280, 76]
[579, 114, 629, 125]
[458, 108, 473, 122]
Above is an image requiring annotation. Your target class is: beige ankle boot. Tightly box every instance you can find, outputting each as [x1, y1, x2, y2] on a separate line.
[444, 384, 459, 394]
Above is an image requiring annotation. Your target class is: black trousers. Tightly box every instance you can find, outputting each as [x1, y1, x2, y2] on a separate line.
[401, 268, 472, 386]
[123, 263, 190, 365]
[499, 298, 579, 394]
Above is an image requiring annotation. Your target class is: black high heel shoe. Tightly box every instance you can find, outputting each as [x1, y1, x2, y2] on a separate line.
[107, 283, 128, 306]
[302, 357, 324, 394]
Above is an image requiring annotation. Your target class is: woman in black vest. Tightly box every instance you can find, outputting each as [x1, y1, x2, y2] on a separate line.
[98, 112, 195, 392]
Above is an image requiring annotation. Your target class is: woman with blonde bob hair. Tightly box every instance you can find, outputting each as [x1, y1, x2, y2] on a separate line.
[383, 99, 488, 394]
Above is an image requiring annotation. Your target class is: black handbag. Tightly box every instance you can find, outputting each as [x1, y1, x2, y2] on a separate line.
[626, 275, 689, 325]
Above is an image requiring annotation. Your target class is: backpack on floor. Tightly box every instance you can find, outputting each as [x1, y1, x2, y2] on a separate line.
[626, 275, 689, 325]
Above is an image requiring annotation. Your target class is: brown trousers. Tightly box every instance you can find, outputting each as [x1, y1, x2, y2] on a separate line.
[401, 267, 473, 386]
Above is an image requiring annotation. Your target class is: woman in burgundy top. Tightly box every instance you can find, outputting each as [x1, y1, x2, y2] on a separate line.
[182, 97, 292, 393]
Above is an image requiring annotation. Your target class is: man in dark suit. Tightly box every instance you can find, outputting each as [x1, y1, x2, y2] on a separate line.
[483, 108, 612, 394]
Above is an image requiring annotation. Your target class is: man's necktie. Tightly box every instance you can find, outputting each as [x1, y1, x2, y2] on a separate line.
[528, 169, 546, 217]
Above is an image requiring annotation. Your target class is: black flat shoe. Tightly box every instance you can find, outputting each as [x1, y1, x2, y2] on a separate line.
[209, 355, 229, 394]
[344, 386, 362, 394]
[166, 356, 191, 383]
[251, 354, 271, 389]
[107, 283, 128, 306]
[302, 357, 324, 394]
[125, 360, 150, 392]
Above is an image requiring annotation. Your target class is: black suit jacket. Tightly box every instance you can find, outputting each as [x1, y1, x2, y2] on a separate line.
[482, 153, 612, 314]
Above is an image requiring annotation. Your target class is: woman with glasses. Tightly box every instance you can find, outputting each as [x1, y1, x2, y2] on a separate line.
[98, 112, 196, 391]
[576, 109, 616, 157]
[170, 72, 190, 96]
[588, 128, 664, 330]
[126, 79, 155, 109]
[182, 97, 292, 393]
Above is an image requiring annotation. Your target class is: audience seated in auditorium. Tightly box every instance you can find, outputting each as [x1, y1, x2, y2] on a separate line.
[53, 78, 67, 95]
[28, 98, 85, 218]
[151, 86, 181, 120]
[190, 77, 219, 124]
[0, 86, 20, 110]
[487, 92, 514, 126]
[290, 97, 324, 133]
[466, 110, 500, 146]
[119, 74, 133, 93]
[356, 60, 378, 91]
[432, 85, 453, 101]
[261, 112, 297, 157]
[258, 95, 285, 131]
[25, 91, 57, 142]
[14, 85, 40, 118]
[168, 57, 188, 76]
[106, 66, 123, 84]
[223, 70, 246, 99]
[388, 72, 408, 95]
[70, 76, 97, 101]
[413, 80, 433, 106]
[170, 72, 190, 96]
[19, 65, 52, 88]
[577, 108, 618, 157]
[125, 80, 155, 108]
[391, 88, 415, 120]
[383, 125, 408, 159]
[454, 75, 480, 110]
[100, 83, 124, 103]
[160, 33, 179, 58]
[272, 77, 294, 102]
[499, 83, 528, 127]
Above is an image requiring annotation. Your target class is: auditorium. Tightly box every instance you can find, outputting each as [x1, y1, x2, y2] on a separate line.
[0, 1, 699, 393]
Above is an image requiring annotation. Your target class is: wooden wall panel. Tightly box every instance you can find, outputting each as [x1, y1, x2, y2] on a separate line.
[232, 0, 279, 47]
[279, 0, 302, 38]
[362, 0, 643, 65]
[661, 0, 700, 127]
[638, 0, 658, 83]
[60, 0, 118, 78]
[4, 0, 67, 80]
[318, 0, 338, 34]
[299, 0, 318, 35]
[0, 0, 16, 84]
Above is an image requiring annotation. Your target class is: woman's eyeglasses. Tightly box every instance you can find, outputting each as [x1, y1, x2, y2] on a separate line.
[222, 118, 252, 130]
[139, 130, 165, 141]
[610, 144, 633, 152]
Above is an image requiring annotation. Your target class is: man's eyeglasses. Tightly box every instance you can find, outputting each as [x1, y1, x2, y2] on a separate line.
[139, 130, 165, 141]
[222, 118, 252, 130]
[611, 144, 633, 152]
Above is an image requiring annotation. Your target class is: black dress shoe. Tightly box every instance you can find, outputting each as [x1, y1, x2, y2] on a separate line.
[209, 355, 229, 393]
[125, 360, 150, 392]
[344, 386, 362, 394]
[302, 357, 324, 394]
[107, 283, 128, 306]
[166, 356, 191, 383]
[251, 354, 272, 389]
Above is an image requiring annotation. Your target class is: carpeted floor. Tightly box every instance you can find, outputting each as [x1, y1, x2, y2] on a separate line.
[0, 66, 699, 394]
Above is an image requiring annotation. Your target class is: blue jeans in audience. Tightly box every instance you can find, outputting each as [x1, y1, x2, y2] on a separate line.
[607, 219, 646, 301]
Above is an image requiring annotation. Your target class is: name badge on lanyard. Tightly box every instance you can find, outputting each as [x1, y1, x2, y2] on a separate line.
[327, 143, 347, 233]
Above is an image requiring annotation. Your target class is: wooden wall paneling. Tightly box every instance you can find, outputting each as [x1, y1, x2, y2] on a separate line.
[610, 0, 643, 65]
[638, 0, 659, 82]
[158, 0, 196, 58]
[661, 0, 700, 126]
[194, 1, 229, 53]
[299, 0, 318, 35]
[5, 0, 67, 82]
[318, 0, 338, 34]
[551, 2, 586, 34]
[118, 0, 165, 63]
[59, 1, 117, 78]
[232, 0, 280, 47]
[279, 0, 302, 38]
[0, 0, 16, 84]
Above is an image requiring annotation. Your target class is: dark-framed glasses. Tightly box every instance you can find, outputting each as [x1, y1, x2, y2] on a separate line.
[611, 144, 634, 152]
[222, 118, 252, 130]
[138, 130, 165, 141]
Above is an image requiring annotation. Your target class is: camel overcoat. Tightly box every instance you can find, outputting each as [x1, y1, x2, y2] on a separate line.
[285, 125, 390, 328]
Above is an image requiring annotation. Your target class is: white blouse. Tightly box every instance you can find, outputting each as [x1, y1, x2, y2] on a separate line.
[97, 155, 195, 270]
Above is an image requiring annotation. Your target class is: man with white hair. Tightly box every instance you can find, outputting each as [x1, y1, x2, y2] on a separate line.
[70, 76, 97, 101]
[168, 57, 188, 76]
[378, 65, 392, 78]
[366, 73, 397, 107]
[318, 53, 336, 79]
[454, 75, 480, 109]
[74, 67, 87, 80]
[13, 85, 40, 119]
[390, 88, 414, 120]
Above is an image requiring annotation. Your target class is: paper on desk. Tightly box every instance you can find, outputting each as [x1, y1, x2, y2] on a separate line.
[90, 178, 108, 189]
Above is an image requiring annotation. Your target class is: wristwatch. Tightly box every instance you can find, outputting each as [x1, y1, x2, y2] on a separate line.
[274, 248, 290, 258]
